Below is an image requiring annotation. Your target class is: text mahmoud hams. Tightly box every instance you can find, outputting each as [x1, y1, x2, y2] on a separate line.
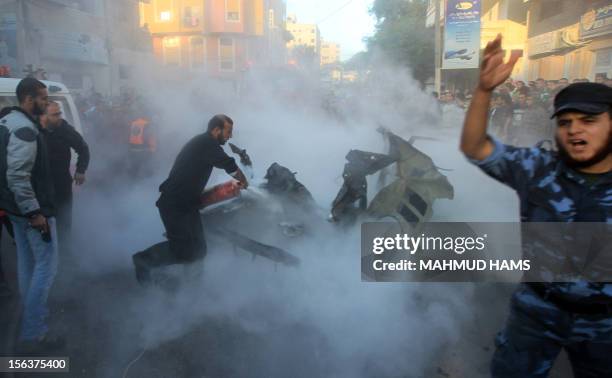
[372, 259, 531, 272]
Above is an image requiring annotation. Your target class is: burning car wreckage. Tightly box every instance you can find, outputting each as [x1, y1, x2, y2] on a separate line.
[198, 129, 455, 274]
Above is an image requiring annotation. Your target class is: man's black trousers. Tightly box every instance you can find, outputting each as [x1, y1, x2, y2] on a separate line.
[133, 200, 207, 272]
[54, 180, 73, 245]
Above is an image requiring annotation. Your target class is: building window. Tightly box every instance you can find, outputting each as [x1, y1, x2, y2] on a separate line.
[154, 0, 174, 22]
[595, 49, 612, 68]
[183, 6, 202, 27]
[539, 1, 563, 21]
[219, 37, 235, 71]
[190, 37, 206, 70]
[163, 37, 181, 66]
[225, 0, 240, 22]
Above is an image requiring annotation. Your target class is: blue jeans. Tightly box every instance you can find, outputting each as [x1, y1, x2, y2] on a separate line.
[9, 215, 58, 341]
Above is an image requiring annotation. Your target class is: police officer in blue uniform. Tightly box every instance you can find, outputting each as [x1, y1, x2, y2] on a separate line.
[461, 35, 612, 377]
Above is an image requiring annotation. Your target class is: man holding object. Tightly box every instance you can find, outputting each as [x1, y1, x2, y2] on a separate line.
[461, 35, 612, 377]
[132, 114, 248, 286]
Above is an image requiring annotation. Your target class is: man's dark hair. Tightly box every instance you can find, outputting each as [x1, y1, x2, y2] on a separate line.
[207, 114, 233, 132]
[16, 77, 46, 104]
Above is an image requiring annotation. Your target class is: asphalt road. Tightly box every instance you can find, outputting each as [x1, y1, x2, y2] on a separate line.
[0, 225, 574, 378]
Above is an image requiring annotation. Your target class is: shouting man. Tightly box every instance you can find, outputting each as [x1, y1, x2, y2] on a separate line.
[461, 35, 612, 377]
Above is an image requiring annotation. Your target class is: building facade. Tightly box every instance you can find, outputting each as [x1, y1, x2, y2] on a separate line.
[525, 0, 612, 81]
[0, 0, 151, 96]
[140, 0, 287, 78]
[285, 15, 321, 68]
[428, 0, 528, 91]
[320, 40, 340, 67]
[428, 0, 612, 91]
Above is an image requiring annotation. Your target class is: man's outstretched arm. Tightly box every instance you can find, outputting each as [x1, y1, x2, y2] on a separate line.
[460, 34, 521, 160]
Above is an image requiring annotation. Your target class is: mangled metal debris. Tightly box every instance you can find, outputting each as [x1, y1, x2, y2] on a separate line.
[212, 227, 300, 267]
[200, 130, 454, 270]
[330, 128, 454, 230]
[330, 150, 396, 223]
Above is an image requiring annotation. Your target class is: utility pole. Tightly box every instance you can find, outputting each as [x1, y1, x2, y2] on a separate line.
[434, 0, 442, 94]
[16, 0, 28, 76]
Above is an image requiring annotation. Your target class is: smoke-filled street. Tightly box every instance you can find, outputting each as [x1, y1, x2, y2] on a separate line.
[1, 1, 611, 377]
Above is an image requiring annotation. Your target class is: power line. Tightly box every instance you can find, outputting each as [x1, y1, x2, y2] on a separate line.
[316, 0, 359, 24]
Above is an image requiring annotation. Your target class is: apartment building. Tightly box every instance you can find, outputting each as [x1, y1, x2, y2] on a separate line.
[320, 40, 340, 66]
[140, 0, 287, 78]
[0, 0, 151, 95]
[525, 0, 612, 81]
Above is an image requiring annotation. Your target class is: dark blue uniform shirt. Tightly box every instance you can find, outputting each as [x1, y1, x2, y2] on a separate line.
[471, 138, 612, 301]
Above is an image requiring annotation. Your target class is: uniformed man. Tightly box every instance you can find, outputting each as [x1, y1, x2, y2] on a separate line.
[461, 35, 612, 377]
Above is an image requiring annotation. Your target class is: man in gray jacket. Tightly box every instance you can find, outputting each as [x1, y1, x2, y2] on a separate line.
[0, 78, 63, 353]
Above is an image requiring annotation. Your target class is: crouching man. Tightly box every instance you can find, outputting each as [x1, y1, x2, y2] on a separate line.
[133, 114, 248, 286]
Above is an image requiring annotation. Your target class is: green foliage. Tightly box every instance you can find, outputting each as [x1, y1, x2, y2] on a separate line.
[366, 0, 434, 84]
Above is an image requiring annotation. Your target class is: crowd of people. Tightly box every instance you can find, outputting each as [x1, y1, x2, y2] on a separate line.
[0, 79, 162, 355]
[437, 74, 612, 147]
[0, 77, 248, 356]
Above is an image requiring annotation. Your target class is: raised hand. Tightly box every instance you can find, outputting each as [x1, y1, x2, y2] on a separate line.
[479, 34, 522, 92]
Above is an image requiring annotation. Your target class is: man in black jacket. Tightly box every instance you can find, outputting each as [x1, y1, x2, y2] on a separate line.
[132, 114, 248, 285]
[40, 101, 90, 244]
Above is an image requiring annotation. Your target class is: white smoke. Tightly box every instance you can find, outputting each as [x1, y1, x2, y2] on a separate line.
[60, 56, 520, 377]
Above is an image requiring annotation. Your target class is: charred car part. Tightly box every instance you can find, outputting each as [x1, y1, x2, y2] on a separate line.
[368, 129, 454, 229]
[211, 227, 300, 267]
[330, 129, 454, 229]
[263, 163, 315, 206]
[229, 142, 253, 168]
[330, 150, 397, 223]
[229, 142, 254, 178]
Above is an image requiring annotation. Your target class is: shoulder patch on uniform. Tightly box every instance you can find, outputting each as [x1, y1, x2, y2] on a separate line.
[14, 127, 37, 142]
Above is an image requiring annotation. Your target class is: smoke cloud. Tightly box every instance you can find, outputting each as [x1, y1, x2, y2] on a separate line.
[54, 56, 519, 377]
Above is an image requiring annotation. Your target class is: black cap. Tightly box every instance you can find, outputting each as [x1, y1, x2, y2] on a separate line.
[551, 82, 612, 118]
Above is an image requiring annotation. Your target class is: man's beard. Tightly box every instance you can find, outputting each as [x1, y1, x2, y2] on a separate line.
[32, 103, 46, 116]
[216, 134, 226, 145]
[556, 130, 612, 170]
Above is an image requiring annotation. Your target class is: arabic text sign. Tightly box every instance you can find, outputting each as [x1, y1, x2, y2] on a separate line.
[581, 3, 612, 39]
[443, 0, 481, 70]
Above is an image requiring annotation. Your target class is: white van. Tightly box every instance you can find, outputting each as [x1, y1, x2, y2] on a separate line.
[0, 78, 83, 135]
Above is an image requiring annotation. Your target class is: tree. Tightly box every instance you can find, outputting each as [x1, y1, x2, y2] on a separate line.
[366, 0, 434, 85]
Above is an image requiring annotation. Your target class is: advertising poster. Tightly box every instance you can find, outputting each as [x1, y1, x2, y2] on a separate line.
[443, 0, 481, 70]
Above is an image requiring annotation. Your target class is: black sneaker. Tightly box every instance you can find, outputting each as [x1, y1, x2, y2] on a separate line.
[132, 254, 151, 286]
[16, 335, 66, 356]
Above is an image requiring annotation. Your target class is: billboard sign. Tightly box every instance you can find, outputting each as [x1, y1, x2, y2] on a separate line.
[580, 2, 612, 39]
[443, 0, 481, 70]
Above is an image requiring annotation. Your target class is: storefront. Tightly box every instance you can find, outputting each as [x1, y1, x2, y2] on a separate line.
[580, 1, 612, 79]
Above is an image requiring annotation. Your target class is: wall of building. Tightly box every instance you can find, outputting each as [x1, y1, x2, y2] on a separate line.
[526, 0, 612, 81]
[142, 0, 284, 78]
[0, 0, 152, 96]
[320, 41, 340, 66]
